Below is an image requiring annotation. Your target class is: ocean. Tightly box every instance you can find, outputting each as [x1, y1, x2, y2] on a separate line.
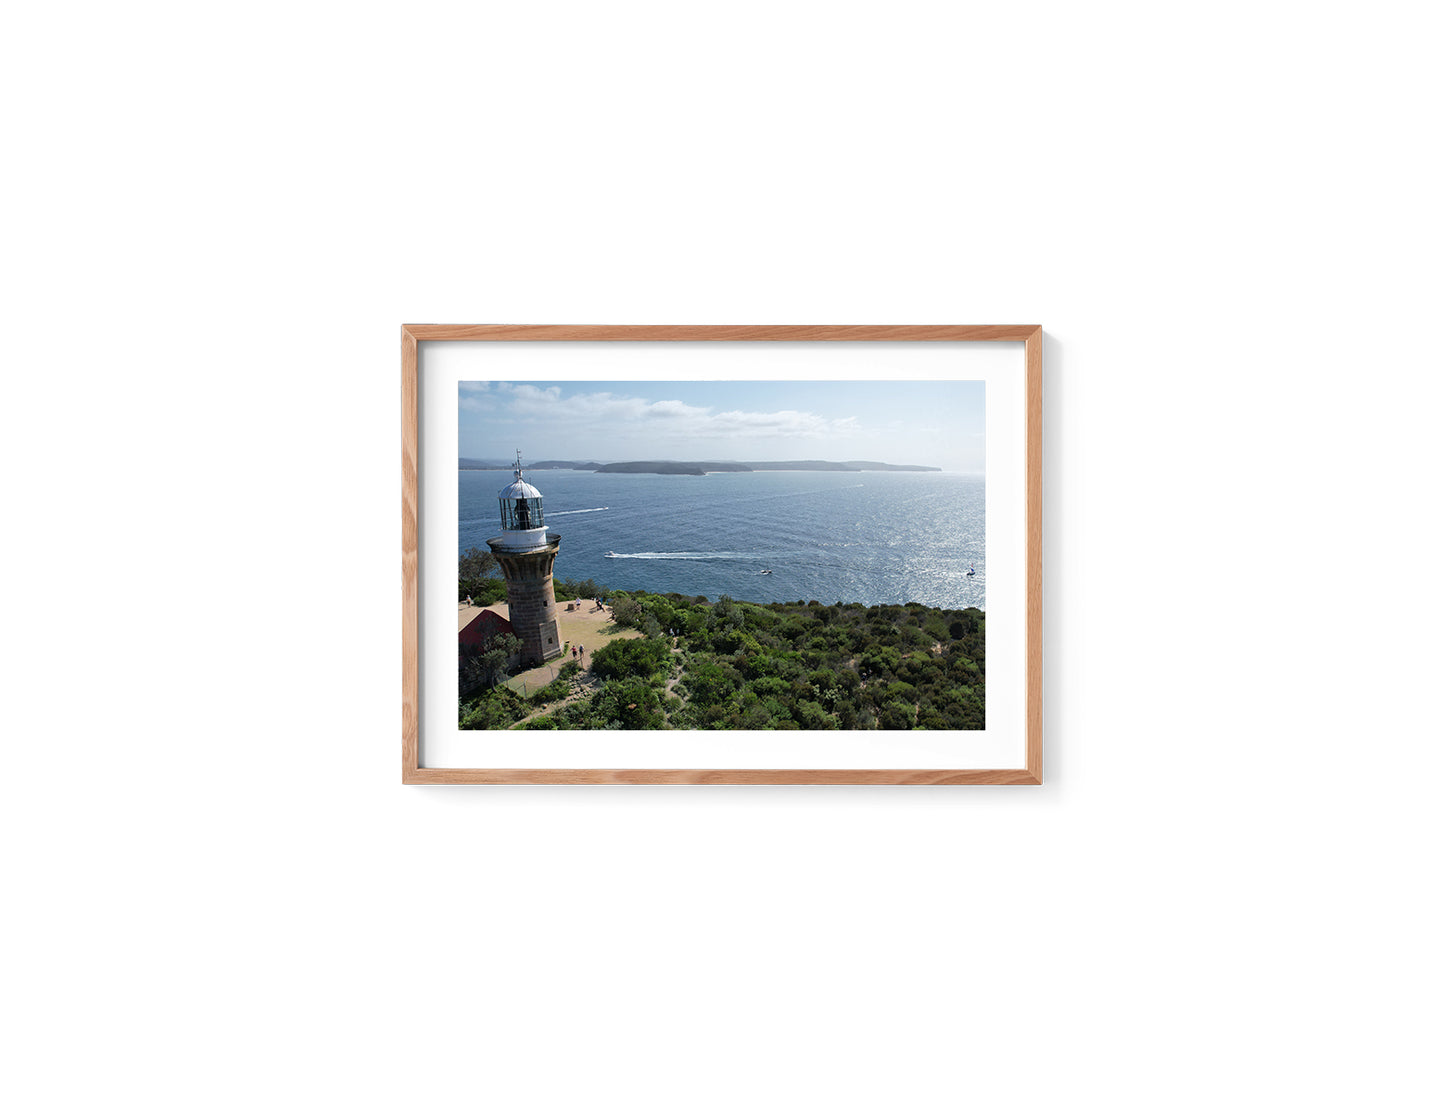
[459, 469, 985, 610]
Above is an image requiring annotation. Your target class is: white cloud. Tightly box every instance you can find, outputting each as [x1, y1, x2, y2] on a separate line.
[496, 383, 563, 405]
[705, 408, 862, 440]
[466, 384, 876, 456]
[642, 398, 711, 421]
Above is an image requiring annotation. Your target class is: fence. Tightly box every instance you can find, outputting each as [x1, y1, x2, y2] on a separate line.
[505, 661, 560, 697]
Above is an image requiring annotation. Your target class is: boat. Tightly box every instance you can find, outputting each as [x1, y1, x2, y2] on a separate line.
[967, 564, 976, 576]
[759, 569, 772, 575]
[604, 550, 618, 558]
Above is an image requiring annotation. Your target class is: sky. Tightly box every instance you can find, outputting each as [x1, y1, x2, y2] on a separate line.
[458, 380, 985, 472]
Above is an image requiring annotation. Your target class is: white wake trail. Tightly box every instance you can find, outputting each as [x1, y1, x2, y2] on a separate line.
[603, 551, 756, 561]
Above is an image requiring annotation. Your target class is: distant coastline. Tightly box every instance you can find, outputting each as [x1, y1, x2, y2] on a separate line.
[459, 458, 942, 475]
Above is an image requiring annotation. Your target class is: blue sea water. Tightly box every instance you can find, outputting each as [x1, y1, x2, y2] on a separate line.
[459, 469, 985, 610]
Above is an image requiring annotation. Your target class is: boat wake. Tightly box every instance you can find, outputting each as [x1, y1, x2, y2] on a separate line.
[548, 506, 609, 517]
[603, 551, 755, 561]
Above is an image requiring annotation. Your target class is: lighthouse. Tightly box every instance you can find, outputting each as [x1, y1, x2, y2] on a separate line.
[487, 452, 563, 666]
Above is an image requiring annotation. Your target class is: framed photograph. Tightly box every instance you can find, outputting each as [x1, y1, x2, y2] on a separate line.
[402, 325, 1042, 784]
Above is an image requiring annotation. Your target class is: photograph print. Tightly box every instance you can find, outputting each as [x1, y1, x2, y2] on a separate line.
[456, 379, 985, 732]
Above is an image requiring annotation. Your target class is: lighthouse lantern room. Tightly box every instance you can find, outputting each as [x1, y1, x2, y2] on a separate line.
[495, 460, 548, 550]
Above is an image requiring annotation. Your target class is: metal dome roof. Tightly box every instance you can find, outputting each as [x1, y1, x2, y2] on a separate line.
[498, 477, 542, 500]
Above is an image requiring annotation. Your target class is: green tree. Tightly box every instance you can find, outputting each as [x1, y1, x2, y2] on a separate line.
[878, 700, 917, 730]
[459, 546, 497, 580]
[460, 632, 520, 694]
[610, 595, 644, 628]
[554, 577, 602, 602]
[794, 700, 833, 730]
[683, 660, 740, 706]
[459, 546, 499, 600]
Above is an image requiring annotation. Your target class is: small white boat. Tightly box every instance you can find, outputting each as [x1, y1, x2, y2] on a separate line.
[967, 564, 976, 576]
[759, 568, 772, 575]
[604, 550, 618, 558]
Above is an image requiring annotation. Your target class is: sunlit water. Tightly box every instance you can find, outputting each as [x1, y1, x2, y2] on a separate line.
[459, 469, 985, 610]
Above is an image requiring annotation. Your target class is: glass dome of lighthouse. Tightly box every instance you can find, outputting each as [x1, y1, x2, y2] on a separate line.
[494, 452, 549, 550]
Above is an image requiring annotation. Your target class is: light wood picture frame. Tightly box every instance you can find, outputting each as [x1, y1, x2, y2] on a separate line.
[403, 325, 1042, 784]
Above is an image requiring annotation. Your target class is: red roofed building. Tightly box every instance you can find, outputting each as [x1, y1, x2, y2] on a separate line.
[458, 604, 515, 648]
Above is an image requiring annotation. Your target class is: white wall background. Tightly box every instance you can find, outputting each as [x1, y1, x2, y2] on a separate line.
[4, 3, 1440, 1109]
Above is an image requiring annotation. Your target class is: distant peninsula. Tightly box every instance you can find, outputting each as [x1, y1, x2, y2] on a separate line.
[460, 458, 942, 474]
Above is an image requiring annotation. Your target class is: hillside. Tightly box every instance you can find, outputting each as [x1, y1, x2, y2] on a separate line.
[746, 460, 941, 472]
[460, 589, 984, 731]
[592, 460, 751, 475]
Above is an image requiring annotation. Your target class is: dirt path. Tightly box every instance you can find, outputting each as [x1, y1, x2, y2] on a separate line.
[664, 643, 684, 697]
[510, 672, 604, 728]
[660, 642, 686, 724]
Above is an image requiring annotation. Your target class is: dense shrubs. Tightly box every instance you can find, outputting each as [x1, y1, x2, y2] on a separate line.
[459, 687, 527, 730]
[589, 636, 670, 681]
[664, 594, 984, 730]
[458, 588, 985, 732]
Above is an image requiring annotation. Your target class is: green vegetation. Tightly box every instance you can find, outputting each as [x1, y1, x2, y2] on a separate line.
[458, 547, 504, 603]
[459, 684, 527, 729]
[552, 577, 604, 602]
[459, 632, 520, 697]
[458, 588, 984, 731]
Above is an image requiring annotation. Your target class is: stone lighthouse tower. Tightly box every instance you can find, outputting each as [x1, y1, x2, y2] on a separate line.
[487, 452, 563, 666]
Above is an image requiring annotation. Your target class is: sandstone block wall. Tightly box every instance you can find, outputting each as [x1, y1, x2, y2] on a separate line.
[488, 536, 563, 665]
